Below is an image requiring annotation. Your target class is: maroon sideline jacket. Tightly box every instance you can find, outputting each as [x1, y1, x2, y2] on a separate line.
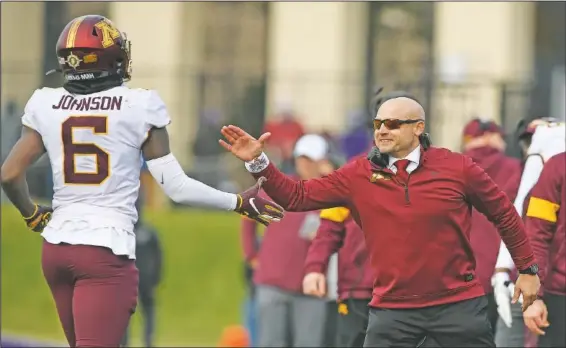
[249, 146, 536, 308]
[465, 146, 522, 294]
[525, 152, 566, 296]
[304, 207, 374, 301]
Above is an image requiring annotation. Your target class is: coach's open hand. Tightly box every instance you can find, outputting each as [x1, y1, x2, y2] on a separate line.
[219, 125, 270, 161]
[235, 177, 284, 226]
[513, 273, 541, 311]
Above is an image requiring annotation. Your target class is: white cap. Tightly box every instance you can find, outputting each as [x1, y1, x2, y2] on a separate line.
[293, 134, 329, 161]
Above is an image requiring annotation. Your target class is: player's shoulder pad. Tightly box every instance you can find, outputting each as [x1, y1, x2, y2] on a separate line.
[125, 88, 161, 108]
[22, 88, 52, 116]
[320, 207, 350, 222]
[35, 87, 61, 94]
[128, 88, 170, 127]
[25, 89, 43, 109]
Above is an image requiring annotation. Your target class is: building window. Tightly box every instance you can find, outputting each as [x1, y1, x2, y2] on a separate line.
[367, 2, 434, 114]
[199, 2, 269, 136]
[531, 2, 565, 120]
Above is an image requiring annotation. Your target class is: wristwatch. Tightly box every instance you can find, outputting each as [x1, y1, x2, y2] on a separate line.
[519, 264, 539, 275]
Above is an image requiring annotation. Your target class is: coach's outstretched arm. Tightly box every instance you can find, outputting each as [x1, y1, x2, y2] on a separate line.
[143, 126, 283, 226]
[219, 125, 351, 211]
[464, 155, 540, 311]
[1, 126, 53, 232]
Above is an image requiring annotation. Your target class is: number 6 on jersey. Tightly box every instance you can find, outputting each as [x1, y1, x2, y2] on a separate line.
[62, 116, 110, 185]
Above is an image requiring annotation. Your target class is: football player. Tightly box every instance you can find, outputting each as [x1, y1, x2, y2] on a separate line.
[0, 15, 283, 348]
[492, 119, 564, 347]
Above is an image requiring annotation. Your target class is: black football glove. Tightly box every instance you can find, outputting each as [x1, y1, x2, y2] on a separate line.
[235, 177, 285, 226]
[23, 204, 53, 232]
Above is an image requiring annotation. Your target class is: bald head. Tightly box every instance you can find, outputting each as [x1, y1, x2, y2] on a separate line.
[377, 97, 425, 121]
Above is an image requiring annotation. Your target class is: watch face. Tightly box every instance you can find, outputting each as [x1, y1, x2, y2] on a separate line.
[532, 264, 539, 273]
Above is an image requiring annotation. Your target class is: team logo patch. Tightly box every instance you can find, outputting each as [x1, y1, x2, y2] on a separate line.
[66, 52, 82, 69]
[370, 172, 390, 183]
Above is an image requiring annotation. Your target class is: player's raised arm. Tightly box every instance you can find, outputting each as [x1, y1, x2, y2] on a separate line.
[219, 125, 351, 212]
[1, 97, 53, 232]
[142, 126, 284, 226]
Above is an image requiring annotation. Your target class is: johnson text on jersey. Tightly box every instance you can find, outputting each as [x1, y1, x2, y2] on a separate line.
[52, 95, 123, 111]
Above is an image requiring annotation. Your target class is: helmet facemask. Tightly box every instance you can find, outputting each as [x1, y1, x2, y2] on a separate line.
[118, 31, 132, 81]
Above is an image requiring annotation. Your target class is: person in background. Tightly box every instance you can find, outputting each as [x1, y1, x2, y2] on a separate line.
[122, 194, 163, 347]
[240, 134, 330, 347]
[516, 117, 559, 160]
[493, 120, 565, 348]
[340, 110, 372, 161]
[311, 150, 346, 348]
[523, 151, 565, 347]
[303, 205, 374, 348]
[460, 118, 523, 339]
[262, 104, 305, 174]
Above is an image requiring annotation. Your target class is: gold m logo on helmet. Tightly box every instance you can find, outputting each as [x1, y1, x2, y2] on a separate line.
[95, 20, 121, 48]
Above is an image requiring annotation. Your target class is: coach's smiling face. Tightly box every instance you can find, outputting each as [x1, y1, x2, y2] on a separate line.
[374, 97, 426, 159]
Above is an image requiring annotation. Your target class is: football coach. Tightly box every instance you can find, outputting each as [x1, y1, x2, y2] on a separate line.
[219, 91, 541, 347]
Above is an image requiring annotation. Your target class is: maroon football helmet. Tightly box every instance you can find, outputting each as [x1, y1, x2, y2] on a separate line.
[50, 15, 132, 84]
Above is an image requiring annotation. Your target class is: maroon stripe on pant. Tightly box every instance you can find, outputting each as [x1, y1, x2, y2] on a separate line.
[41, 241, 138, 347]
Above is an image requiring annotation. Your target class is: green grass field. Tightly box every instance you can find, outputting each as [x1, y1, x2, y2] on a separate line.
[1, 204, 247, 346]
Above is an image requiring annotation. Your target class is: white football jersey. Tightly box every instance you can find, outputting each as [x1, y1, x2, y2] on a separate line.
[21, 86, 170, 258]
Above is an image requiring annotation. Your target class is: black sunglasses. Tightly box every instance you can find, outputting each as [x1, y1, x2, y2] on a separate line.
[373, 118, 422, 130]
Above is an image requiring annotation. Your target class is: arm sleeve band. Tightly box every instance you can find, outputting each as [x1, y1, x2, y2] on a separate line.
[146, 153, 237, 211]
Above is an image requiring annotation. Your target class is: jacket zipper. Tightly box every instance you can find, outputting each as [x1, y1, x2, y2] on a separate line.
[404, 173, 411, 204]
[392, 174, 411, 204]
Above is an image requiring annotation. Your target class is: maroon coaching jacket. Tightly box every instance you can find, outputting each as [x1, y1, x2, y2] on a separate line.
[248, 146, 536, 308]
[525, 152, 566, 297]
[304, 207, 374, 300]
[465, 146, 522, 294]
